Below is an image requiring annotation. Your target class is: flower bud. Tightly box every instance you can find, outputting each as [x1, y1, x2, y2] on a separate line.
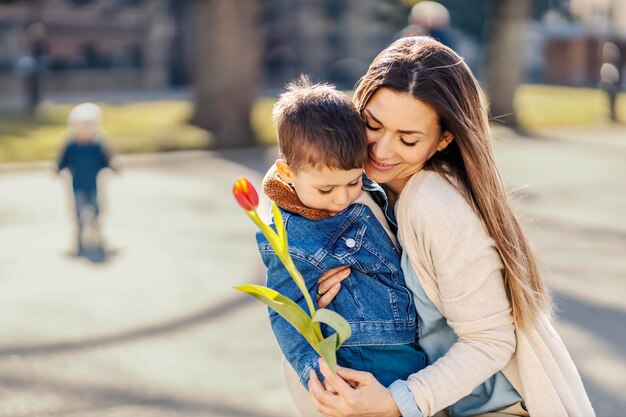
[233, 177, 259, 211]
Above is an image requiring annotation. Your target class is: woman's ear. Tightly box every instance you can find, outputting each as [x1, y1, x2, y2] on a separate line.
[437, 131, 454, 152]
[276, 159, 293, 183]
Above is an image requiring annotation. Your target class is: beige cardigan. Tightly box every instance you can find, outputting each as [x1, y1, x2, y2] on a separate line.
[396, 170, 595, 417]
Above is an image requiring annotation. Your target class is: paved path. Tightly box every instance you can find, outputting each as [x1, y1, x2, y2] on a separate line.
[0, 128, 624, 417]
[0, 149, 292, 417]
[491, 127, 626, 416]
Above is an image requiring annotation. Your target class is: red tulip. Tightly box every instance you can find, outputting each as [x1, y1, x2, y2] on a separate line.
[233, 177, 259, 211]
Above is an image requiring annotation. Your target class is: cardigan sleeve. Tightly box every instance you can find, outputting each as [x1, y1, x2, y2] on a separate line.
[401, 174, 517, 416]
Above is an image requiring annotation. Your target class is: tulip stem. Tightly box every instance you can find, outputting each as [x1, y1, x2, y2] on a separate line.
[245, 208, 317, 319]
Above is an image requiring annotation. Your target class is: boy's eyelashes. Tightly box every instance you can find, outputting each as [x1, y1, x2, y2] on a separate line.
[316, 180, 361, 195]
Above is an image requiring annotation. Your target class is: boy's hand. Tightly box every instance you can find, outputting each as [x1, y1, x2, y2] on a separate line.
[316, 266, 350, 308]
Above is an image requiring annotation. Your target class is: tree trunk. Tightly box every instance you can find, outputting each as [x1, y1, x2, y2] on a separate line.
[483, 0, 533, 127]
[142, 0, 174, 89]
[190, 0, 262, 148]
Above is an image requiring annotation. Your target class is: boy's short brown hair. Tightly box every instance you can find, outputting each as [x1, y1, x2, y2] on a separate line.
[272, 75, 367, 173]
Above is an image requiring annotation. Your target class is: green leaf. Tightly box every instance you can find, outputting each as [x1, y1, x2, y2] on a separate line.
[313, 308, 352, 348]
[234, 284, 321, 348]
[281, 258, 316, 317]
[271, 202, 288, 248]
[251, 212, 281, 251]
[317, 333, 338, 373]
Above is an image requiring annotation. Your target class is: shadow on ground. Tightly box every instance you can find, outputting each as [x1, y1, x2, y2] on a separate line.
[0, 373, 278, 417]
[0, 293, 257, 358]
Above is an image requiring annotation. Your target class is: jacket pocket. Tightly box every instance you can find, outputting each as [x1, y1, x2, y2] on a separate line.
[328, 223, 367, 260]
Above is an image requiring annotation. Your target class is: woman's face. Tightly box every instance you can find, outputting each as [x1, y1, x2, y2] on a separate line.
[363, 87, 452, 193]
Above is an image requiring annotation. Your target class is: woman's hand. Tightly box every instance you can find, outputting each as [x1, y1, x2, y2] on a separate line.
[308, 359, 401, 417]
[316, 266, 351, 308]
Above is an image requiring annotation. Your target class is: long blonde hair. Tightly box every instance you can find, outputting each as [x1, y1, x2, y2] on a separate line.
[354, 36, 551, 328]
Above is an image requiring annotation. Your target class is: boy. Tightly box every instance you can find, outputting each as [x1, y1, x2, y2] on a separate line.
[57, 102, 113, 254]
[257, 76, 426, 390]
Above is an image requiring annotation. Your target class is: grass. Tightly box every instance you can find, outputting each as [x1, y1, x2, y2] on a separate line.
[250, 97, 278, 146]
[0, 101, 211, 164]
[1, 85, 625, 163]
[515, 85, 626, 128]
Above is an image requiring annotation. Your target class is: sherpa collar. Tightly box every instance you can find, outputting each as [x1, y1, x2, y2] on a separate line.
[262, 164, 334, 221]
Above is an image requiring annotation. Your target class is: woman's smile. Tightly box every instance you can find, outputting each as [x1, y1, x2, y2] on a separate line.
[367, 154, 398, 171]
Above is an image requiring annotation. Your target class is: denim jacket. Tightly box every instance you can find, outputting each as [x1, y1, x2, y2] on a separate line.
[257, 167, 417, 387]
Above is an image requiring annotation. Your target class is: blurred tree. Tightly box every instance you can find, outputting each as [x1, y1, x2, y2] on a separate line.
[190, 0, 262, 147]
[22, 21, 47, 116]
[168, 0, 192, 86]
[142, 0, 173, 89]
[483, 0, 533, 127]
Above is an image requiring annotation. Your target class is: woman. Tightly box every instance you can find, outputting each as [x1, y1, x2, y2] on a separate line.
[292, 36, 594, 417]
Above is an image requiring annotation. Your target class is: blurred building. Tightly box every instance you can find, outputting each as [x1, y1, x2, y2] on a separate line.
[0, 0, 173, 100]
[262, 0, 409, 90]
[539, 0, 626, 87]
[0, 0, 410, 102]
[1, 0, 621, 102]
[570, 0, 626, 32]
[423, 0, 625, 88]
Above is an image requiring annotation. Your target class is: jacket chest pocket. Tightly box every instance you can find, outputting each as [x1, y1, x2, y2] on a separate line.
[329, 223, 367, 260]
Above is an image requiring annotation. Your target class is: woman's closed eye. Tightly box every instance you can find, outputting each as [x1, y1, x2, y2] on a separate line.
[400, 137, 417, 147]
[366, 119, 418, 147]
[365, 122, 381, 131]
[318, 188, 333, 195]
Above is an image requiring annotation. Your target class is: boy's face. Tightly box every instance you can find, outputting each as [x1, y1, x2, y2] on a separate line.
[282, 163, 364, 215]
[72, 121, 98, 142]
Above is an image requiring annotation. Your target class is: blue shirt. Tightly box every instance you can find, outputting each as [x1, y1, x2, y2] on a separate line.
[57, 139, 111, 192]
[389, 243, 522, 417]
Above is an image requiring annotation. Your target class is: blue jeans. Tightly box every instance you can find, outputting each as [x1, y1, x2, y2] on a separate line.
[337, 343, 427, 388]
[74, 189, 99, 226]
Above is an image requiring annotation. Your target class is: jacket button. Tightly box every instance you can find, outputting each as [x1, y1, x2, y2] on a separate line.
[345, 238, 356, 248]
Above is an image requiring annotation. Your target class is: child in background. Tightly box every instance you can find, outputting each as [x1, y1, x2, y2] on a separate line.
[257, 76, 426, 392]
[57, 102, 114, 254]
